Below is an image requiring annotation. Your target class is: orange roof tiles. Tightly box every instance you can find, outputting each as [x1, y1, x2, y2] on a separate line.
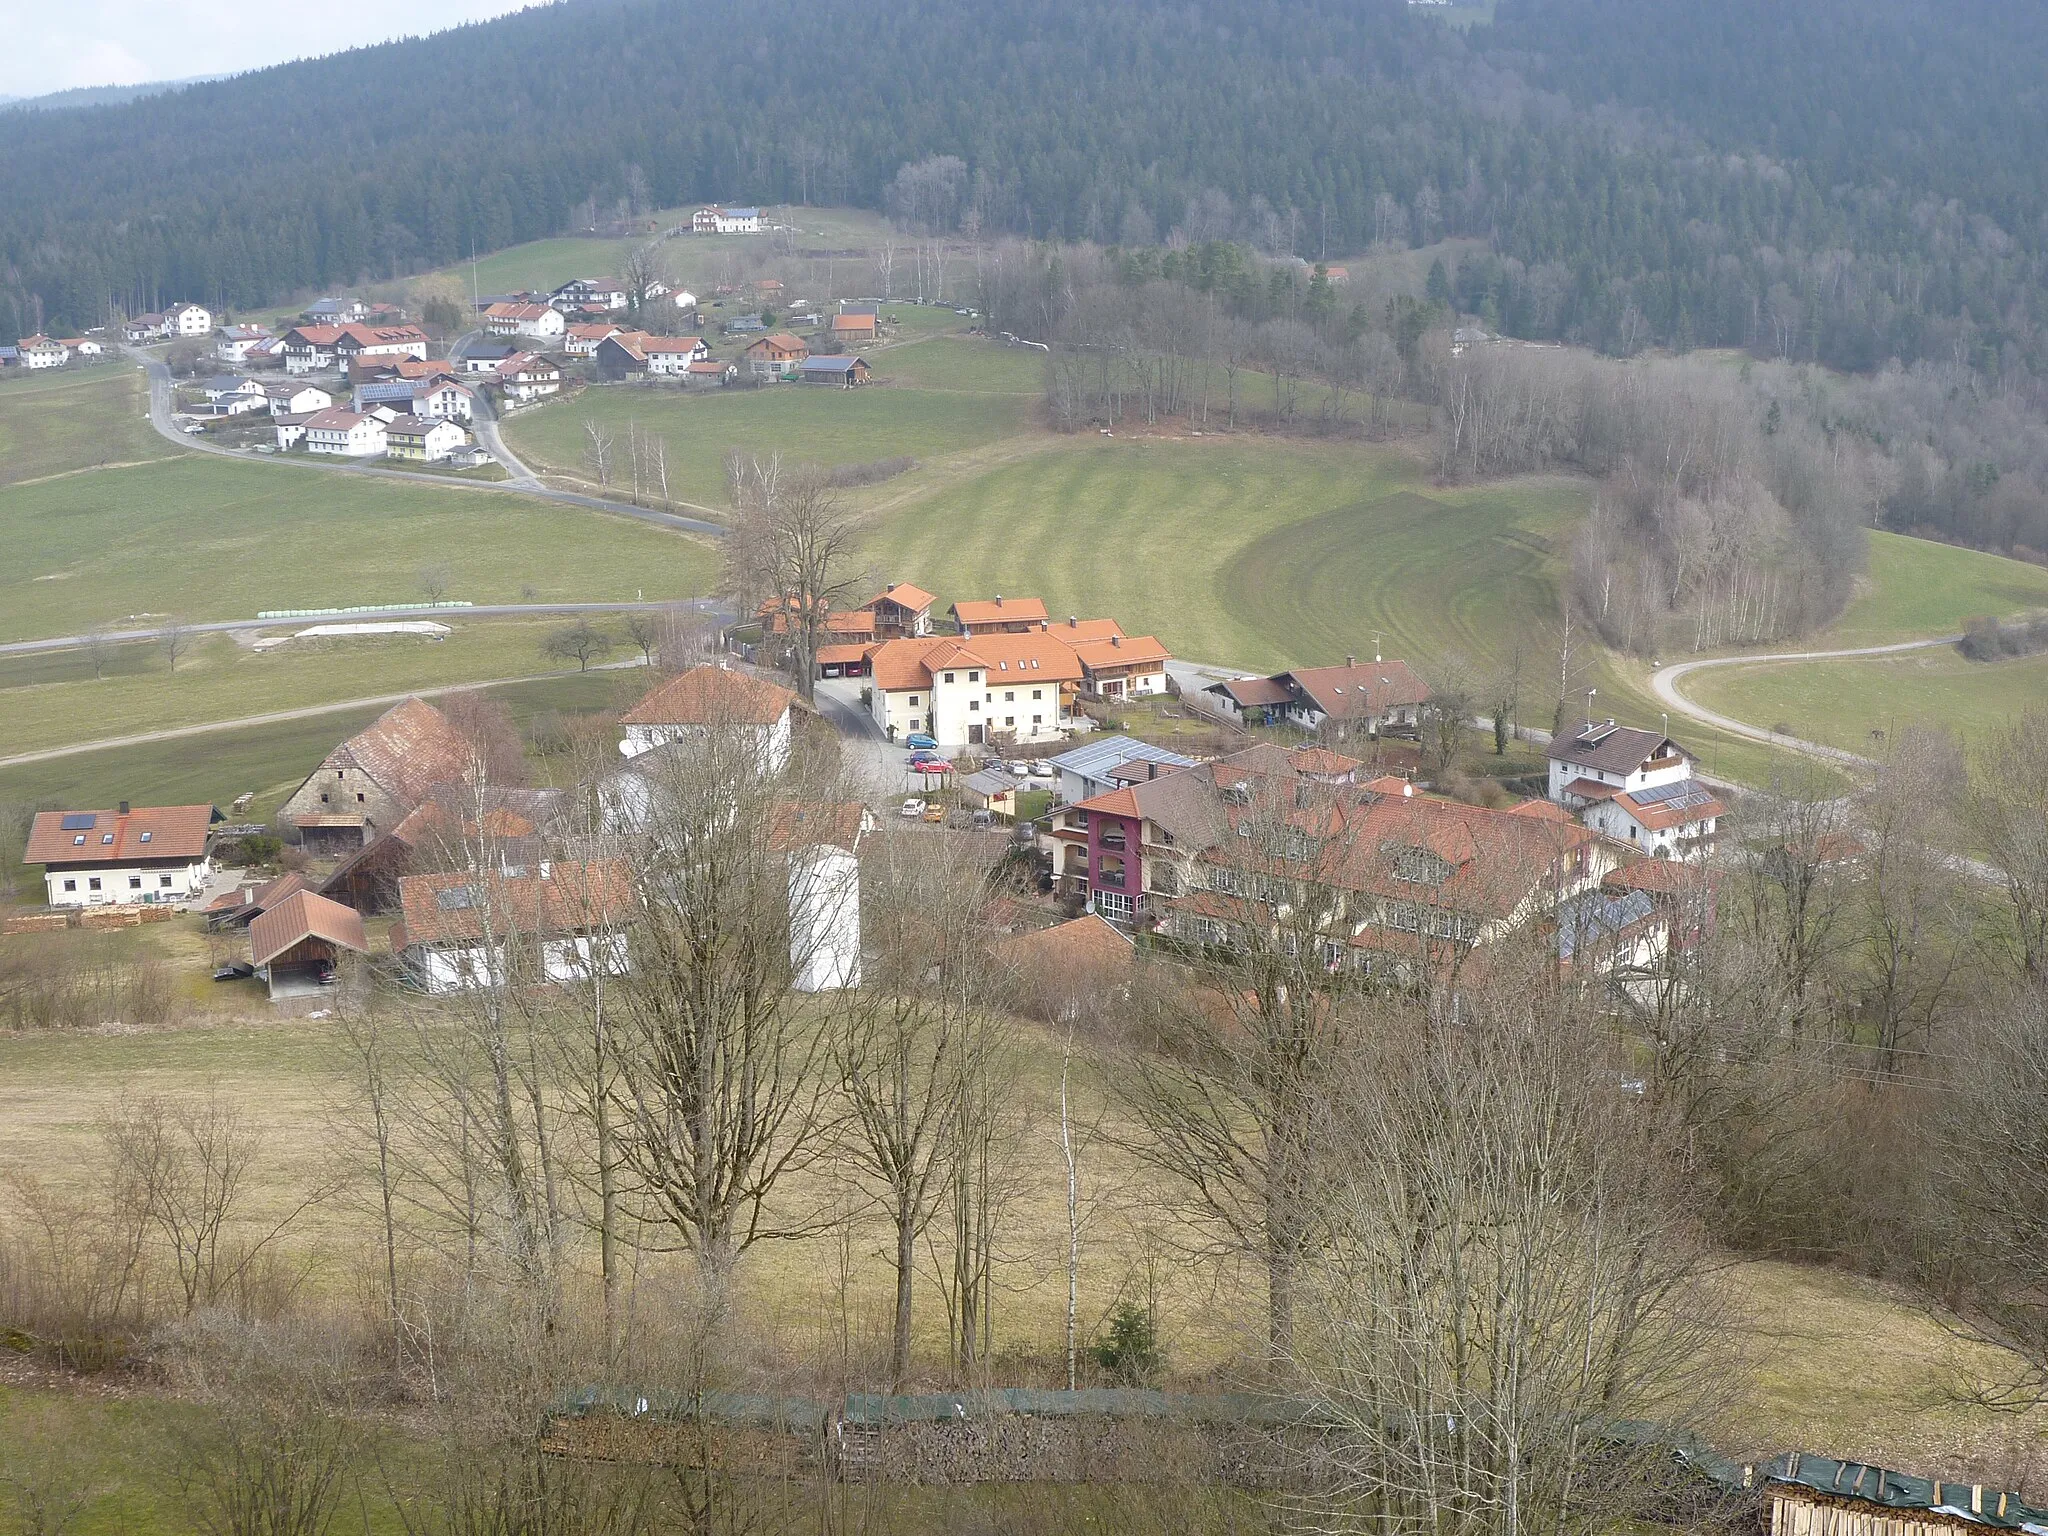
[952, 596, 1050, 628]
[996, 912, 1136, 970]
[25, 805, 213, 865]
[249, 890, 369, 968]
[620, 665, 795, 727]
[864, 583, 936, 614]
[320, 698, 475, 809]
[396, 860, 633, 948]
[1072, 634, 1171, 670]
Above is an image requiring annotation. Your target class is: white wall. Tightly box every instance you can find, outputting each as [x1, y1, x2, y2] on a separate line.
[45, 858, 208, 907]
[789, 846, 860, 991]
[618, 711, 790, 777]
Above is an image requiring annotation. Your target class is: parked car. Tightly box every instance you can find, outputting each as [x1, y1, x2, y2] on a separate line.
[1030, 761, 1055, 779]
[912, 759, 952, 775]
[922, 802, 946, 823]
[905, 732, 938, 750]
[900, 797, 926, 819]
[1007, 760, 1033, 777]
[211, 961, 255, 982]
[971, 809, 994, 827]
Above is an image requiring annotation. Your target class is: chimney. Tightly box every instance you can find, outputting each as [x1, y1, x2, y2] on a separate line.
[1147, 761, 1159, 780]
[994, 594, 1003, 607]
[119, 800, 130, 815]
[1069, 615, 1079, 627]
[886, 581, 897, 593]
[1111, 635, 1121, 647]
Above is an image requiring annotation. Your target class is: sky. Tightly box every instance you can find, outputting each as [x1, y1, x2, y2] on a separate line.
[10, 1, 551, 94]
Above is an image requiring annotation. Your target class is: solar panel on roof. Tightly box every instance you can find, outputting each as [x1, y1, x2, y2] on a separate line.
[1633, 781, 1713, 809]
[60, 813, 95, 830]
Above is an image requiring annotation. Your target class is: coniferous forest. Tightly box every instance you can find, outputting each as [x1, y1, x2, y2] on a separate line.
[2, 0, 2044, 387]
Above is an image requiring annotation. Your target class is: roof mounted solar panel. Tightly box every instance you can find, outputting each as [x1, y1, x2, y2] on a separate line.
[59, 813, 95, 831]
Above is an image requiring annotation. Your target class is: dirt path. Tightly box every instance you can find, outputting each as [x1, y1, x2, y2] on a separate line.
[1649, 635, 1962, 770]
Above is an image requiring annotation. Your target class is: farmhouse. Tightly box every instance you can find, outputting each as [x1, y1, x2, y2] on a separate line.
[1203, 658, 1430, 738]
[1547, 719, 1722, 857]
[799, 354, 870, 386]
[263, 380, 333, 416]
[123, 313, 169, 342]
[483, 301, 567, 340]
[249, 890, 370, 1001]
[462, 340, 517, 375]
[215, 325, 272, 364]
[393, 861, 633, 994]
[1071, 632, 1171, 698]
[742, 332, 808, 380]
[641, 335, 710, 376]
[495, 352, 562, 401]
[861, 582, 936, 639]
[564, 322, 623, 357]
[166, 302, 213, 336]
[867, 632, 1083, 747]
[334, 325, 431, 367]
[202, 376, 269, 415]
[382, 414, 469, 462]
[302, 298, 367, 323]
[549, 278, 628, 311]
[280, 325, 346, 374]
[830, 312, 877, 344]
[15, 334, 67, 369]
[617, 664, 796, 774]
[952, 595, 1049, 635]
[301, 407, 387, 456]
[278, 697, 477, 853]
[693, 205, 762, 234]
[24, 803, 214, 908]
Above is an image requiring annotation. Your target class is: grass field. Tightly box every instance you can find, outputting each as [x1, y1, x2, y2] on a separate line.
[0, 620, 648, 759]
[1687, 646, 2048, 754]
[502, 336, 1035, 507]
[0, 364, 180, 487]
[1824, 531, 2048, 645]
[0, 454, 717, 641]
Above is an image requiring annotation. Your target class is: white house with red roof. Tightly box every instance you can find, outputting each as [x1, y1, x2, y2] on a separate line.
[617, 664, 796, 773]
[641, 335, 710, 376]
[494, 352, 561, 401]
[1546, 719, 1723, 858]
[866, 632, 1084, 747]
[302, 407, 388, 456]
[24, 804, 215, 907]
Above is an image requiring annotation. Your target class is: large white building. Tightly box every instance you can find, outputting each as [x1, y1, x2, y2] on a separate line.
[865, 632, 1083, 747]
[302, 407, 388, 456]
[166, 303, 214, 337]
[25, 804, 213, 907]
[1547, 719, 1723, 858]
[692, 206, 762, 234]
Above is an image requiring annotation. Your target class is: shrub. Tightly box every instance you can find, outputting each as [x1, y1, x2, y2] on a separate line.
[1091, 1301, 1162, 1385]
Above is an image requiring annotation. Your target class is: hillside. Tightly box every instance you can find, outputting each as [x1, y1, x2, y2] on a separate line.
[2, 0, 2046, 384]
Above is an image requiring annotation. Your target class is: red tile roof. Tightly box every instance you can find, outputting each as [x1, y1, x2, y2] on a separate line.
[1286, 746, 1363, 778]
[315, 697, 475, 810]
[864, 583, 936, 614]
[396, 860, 633, 947]
[766, 800, 868, 854]
[1072, 634, 1171, 670]
[1278, 659, 1431, 720]
[620, 665, 795, 727]
[1212, 675, 1294, 708]
[249, 890, 369, 968]
[25, 805, 212, 865]
[641, 335, 705, 354]
[952, 596, 1050, 628]
[996, 912, 1135, 970]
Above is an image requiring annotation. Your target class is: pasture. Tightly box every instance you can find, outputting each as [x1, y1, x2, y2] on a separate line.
[0, 363, 180, 487]
[1826, 530, 2048, 645]
[0, 454, 716, 641]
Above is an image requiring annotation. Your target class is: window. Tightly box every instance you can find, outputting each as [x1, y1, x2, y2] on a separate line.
[969, 671, 980, 682]
[1004, 691, 1015, 702]
[321, 793, 330, 804]
[908, 696, 919, 705]
[73, 834, 85, 846]
[1005, 717, 1015, 727]
[337, 770, 345, 779]
[88, 878, 102, 892]
[139, 831, 152, 844]
[1032, 689, 1043, 700]
[943, 673, 955, 684]
[1032, 714, 1043, 726]
[62, 879, 76, 893]
[101, 833, 114, 844]
[357, 793, 366, 803]
[129, 876, 143, 890]
[160, 875, 173, 888]
[969, 700, 980, 712]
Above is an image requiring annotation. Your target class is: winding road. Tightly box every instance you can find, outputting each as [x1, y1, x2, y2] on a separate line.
[131, 347, 729, 537]
[1649, 634, 1963, 771]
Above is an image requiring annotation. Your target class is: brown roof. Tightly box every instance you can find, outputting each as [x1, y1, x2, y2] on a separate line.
[1606, 859, 1719, 897]
[383, 414, 448, 439]
[25, 805, 213, 866]
[816, 642, 878, 665]
[831, 313, 876, 332]
[282, 325, 347, 347]
[1611, 785, 1725, 831]
[568, 323, 622, 340]
[249, 890, 369, 968]
[745, 333, 807, 356]
[1286, 746, 1363, 778]
[304, 407, 373, 432]
[312, 698, 474, 811]
[766, 800, 868, 854]
[620, 665, 795, 727]
[1072, 634, 1171, 671]
[484, 302, 550, 321]
[932, 632, 1085, 683]
[395, 860, 633, 947]
[864, 583, 936, 614]
[1211, 675, 1293, 708]
[996, 913, 1135, 971]
[641, 335, 705, 354]
[867, 636, 959, 692]
[395, 358, 462, 380]
[339, 324, 429, 347]
[1277, 659, 1431, 720]
[1048, 617, 1125, 641]
[1546, 720, 1691, 776]
[952, 596, 1050, 628]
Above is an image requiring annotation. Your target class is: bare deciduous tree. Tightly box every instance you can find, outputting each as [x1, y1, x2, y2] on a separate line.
[543, 619, 613, 673]
[721, 452, 862, 702]
[161, 617, 193, 673]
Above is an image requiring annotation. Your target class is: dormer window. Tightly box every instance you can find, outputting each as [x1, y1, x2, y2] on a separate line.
[140, 831, 152, 843]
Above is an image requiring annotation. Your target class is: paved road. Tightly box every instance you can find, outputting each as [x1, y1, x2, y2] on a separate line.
[129, 348, 728, 536]
[0, 599, 728, 658]
[0, 657, 652, 771]
[1649, 635, 1961, 771]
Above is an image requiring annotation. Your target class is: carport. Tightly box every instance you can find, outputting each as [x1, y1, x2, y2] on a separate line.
[249, 890, 370, 1000]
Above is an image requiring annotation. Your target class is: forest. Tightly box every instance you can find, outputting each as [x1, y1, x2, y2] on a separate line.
[3, 0, 2047, 392]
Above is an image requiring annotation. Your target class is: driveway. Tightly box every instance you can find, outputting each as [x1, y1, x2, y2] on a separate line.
[812, 677, 928, 801]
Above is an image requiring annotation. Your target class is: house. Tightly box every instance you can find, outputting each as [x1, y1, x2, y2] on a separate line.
[462, 340, 518, 375]
[279, 325, 345, 374]
[742, 332, 808, 380]
[1072, 633, 1171, 699]
[866, 632, 1083, 747]
[215, 325, 272, 364]
[799, 355, 870, 386]
[263, 380, 333, 416]
[356, 376, 473, 422]
[770, 800, 872, 991]
[839, 301, 880, 318]
[278, 697, 478, 853]
[593, 331, 650, 377]
[203, 869, 312, 930]
[124, 313, 168, 342]
[0, 347, 17, 368]
[861, 582, 936, 639]
[618, 664, 796, 774]
[301, 407, 387, 457]
[1270, 658, 1431, 739]
[320, 785, 564, 914]
[494, 352, 561, 402]
[383, 414, 469, 462]
[959, 768, 1021, 820]
[642, 335, 710, 376]
[1046, 736, 1197, 807]
[757, 595, 879, 651]
[272, 411, 315, 450]
[1323, 265, 1350, 286]
[15, 335, 67, 369]
[483, 301, 567, 340]
[333, 325, 431, 367]
[166, 303, 213, 336]
[724, 313, 767, 334]
[564, 322, 623, 358]
[302, 297, 367, 324]
[830, 312, 877, 344]
[549, 278, 629, 312]
[393, 861, 633, 994]
[202, 376, 269, 415]
[995, 913, 1136, 1020]
[24, 803, 214, 908]
[693, 206, 762, 234]
[1546, 719, 1722, 857]
[683, 360, 733, 387]
[60, 337, 106, 359]
[249, 890, 370, 1001]
[952, 595, 1050, 635]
